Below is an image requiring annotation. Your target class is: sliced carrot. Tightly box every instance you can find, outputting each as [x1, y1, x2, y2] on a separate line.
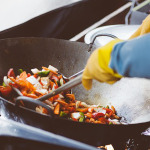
[66, 94, 75, 101]
[76, 108, 88, 113]
[69, 103, 76, 106]
[54, 103, 60, 115]
[42, 66, 50, 71]
[42, 107, 48, 114]
[34, 74, 38, 78]
[26, 93, 38, 99]
[50, 81, 53, 88]
[42, 66, 58, 75]
[63, 110, 69, 114]
[54, 80, 58, 87]
[84, 112, 93, 118]
[48, 97, 54, 102]
[53, 94, 59, 100]
[112, 114, 120, 119]
[19, 71, 27, 80]
[106, 111, 113, 118]
[40, 81, 44, 86]
[66, 106, 75, 112]
[9, 77, 17, 84]
[56, 100, 68, 107]
[85, 119, 90, 123]
[111, 105, 116, 114]
[89, 118, 95, 123]
[58, 75, 62, 79]
[98, 117, 108, 124]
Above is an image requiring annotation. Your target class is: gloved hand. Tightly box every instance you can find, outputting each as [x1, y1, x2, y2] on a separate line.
[82, 39, 122, 90]
[129, 14, 150, 39]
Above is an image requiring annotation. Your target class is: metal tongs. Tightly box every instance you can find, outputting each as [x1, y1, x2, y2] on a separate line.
[14, 33, 118, 117]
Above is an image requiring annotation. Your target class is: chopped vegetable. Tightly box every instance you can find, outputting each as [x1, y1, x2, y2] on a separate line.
[71, 112, 81, 120]
[79, 117, 84, 122]
[0, 86, 12, 97]
[31, 68, 40, 74]
[76, 108, 88, 113]
[48, 65, 58, 72]
[18, 69, 23, 74]
[42, 66, 58, 75]
[106, 105, 109, 109]
[60, 111, 67, 117]
[60, 78, 64, 86]
[2, 82, 6, 87]
[104, 108, 113, 114]
[79, 112, 85, 122]
[57, 80, 60, 86]
[7, 68, 16, 78]
[54, 103, 60, 115]
[56, 100, 68, 107]
[109, 122, 113, 125]
[92, 112, 105, 119]
[37, 71, 50, 77]
[26, 76, 39, 85]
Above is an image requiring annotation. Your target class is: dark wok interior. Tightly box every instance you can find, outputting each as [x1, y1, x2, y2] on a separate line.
[0, 37, 150, 146]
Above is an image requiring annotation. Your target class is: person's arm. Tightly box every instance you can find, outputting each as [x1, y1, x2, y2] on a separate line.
[110, 33, 150, 78]
[82, 34, 150, 90]
[82, 39, 123, 90]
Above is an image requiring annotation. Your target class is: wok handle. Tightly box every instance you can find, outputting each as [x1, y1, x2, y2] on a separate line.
[88, 33, 118, 52]
[15, 96, 54, 117]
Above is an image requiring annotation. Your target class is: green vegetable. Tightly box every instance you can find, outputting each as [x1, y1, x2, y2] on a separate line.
[37, 71, 50, 77]
[18, 69, 23, 74]
[60, 111, 67, 117]
[106, 105, 109, 109]
[79, 117, 84, 122]
[109, 122, 113, 125]
[79, 112, 85, 122]
[2, 82, 6, 87]
[98, 106, 103, 108]
[57, 80, 60, 86]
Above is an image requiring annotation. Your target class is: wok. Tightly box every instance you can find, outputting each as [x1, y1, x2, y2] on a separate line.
[0, 37, 150, 147]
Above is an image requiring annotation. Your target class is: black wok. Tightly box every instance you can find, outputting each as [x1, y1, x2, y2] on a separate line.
[0, 37, 150, 147]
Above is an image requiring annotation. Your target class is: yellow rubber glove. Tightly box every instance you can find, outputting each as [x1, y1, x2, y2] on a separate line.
[129, 15, 150, 39]
[82, 39, 122, 90]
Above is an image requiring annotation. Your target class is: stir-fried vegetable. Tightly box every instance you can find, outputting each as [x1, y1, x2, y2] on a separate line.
[0, 65, 121, 124]
[60, 111, 67, 117]
[37, 70, 50, 77]
[18, 69, 23, 74]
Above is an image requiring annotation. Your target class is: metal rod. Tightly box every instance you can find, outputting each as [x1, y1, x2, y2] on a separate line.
[69, 69, 84, 80]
